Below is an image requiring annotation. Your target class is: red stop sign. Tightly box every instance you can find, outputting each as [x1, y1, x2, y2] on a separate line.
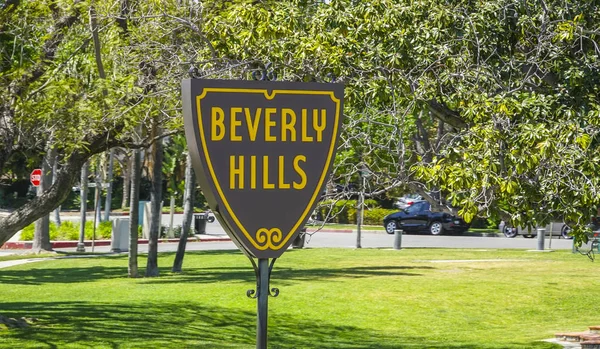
[30, 169, 42, 187]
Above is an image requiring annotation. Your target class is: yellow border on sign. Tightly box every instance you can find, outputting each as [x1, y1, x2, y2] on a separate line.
[196, 88, 340, 251]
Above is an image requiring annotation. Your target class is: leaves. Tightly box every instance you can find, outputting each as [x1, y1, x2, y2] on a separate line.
[2, 0, 600, 244]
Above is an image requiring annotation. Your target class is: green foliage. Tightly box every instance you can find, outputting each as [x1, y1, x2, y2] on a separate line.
[3, 0, 600, 246]
[317, 199, 383, 224]
[160, 226, 182, 239]
[162, 135, 188, 201]
[204, 0, 600, 244]
[19, 224, 34, 241]
[363, 208, 397, 225]
[316, 200, 353, 224]
[60, 221, 79, 241]
[19, 220, 113, 241]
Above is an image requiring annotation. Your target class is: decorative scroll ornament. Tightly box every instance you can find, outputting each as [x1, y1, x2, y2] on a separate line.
[255, 228, 284, 250]
[247, 258, 279, 299]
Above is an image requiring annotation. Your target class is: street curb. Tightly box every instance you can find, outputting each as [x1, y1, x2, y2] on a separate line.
[1, 235, 232, 250]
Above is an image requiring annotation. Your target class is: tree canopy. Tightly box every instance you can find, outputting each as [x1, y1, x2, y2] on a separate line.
[1, 0, 599, 245]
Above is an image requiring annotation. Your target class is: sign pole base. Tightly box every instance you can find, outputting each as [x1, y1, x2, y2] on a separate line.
[247, 257, 279, 349]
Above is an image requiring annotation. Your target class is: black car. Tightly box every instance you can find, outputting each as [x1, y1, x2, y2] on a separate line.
[382, 201, 470, 235]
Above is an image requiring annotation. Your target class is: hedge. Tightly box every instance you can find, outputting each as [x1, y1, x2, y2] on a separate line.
[316, 200, 397, 225]
[20, 221, 113, 241]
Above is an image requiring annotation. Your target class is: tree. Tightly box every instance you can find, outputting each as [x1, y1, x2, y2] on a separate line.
[172, 152, 195, 273]
[128, 147, 141, 278]
[145, 124, 163, 277]
[199, 0, 600, 244]
[0, 1, 137, 245]
[2, 0, 598, 249]
[0, 0, 189, 246]
[162, 134, 188, 235]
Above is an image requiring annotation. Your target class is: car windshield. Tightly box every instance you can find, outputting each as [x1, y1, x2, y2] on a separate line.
[405, 202, 431, 214]
[405, 202, 422, 214]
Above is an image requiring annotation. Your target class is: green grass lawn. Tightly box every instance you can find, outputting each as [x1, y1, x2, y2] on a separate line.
[0, 248, 597, 348]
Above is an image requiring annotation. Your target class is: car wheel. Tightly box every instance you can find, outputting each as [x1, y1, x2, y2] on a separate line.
[561, 225, 573, 239]
[523, 234, 535, 238]
[385, 220, 398, 234]
[429, 221, 443, 235]
[503, 226, 518, 238]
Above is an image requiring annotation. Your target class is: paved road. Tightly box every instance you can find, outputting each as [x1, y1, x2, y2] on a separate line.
[45, 230, 576, 255]
[57, 213, 576, 248]
[5, 212, 577, 253]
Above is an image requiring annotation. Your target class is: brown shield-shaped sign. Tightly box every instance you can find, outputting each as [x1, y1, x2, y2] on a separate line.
[182, 79, 344, 258]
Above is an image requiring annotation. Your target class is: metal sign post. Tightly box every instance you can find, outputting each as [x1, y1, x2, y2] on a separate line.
[182, 68, 344, 348]
[247, 258, 278, 349]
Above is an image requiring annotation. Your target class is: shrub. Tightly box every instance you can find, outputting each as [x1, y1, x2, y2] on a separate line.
[364, 199, 379, 207]
[19, 222, 59, 240]
[316, 199, 384, 224]
[317, 200, 353, 224]
[49, 223, 59, 240]
[83, 221, 113, 240]
[97, 221, 112, 239]
[160, 226, 182, 238]
[59, 221, 79, 240]
[19, 220, 113, 241]
[20, 224, 34, 240]
[363, 208, 397, 225]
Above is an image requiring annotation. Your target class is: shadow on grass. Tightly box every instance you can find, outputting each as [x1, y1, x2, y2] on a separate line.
[0, 301, 536, 349]
[0, 262, 434, 286]
[0, 266, 128, 285]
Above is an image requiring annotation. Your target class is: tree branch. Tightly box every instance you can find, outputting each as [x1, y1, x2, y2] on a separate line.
[427, 100, 468, 129]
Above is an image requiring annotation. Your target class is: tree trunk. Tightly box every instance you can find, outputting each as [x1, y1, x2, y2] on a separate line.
[172, 152, 195, 272]
[52, 152, 61, 226]
[77, 161, 88, 252]
[90, 3, 106, 227]
[146, 137, 163, 277]
[128, 149, 141, 278]
[104, 149, 114, 221]
[93, 167, 101, 247]
[356, 183, 363, 249]
[33, 147, 54, 252]
[168, 195, 175, 238]
[355, 163, 365, 249]
[121, 151, 131, 209]
[93, 163, 103, 225]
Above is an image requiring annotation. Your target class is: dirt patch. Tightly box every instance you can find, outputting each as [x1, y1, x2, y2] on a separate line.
[0, 315, 38, 329]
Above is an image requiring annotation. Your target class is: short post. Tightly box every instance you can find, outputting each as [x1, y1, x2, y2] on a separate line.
[394, 229, 403, 250]
[537, 228, 546, 251]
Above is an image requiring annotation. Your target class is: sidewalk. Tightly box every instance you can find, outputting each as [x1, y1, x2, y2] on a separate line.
[0, 253, 109, 269]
